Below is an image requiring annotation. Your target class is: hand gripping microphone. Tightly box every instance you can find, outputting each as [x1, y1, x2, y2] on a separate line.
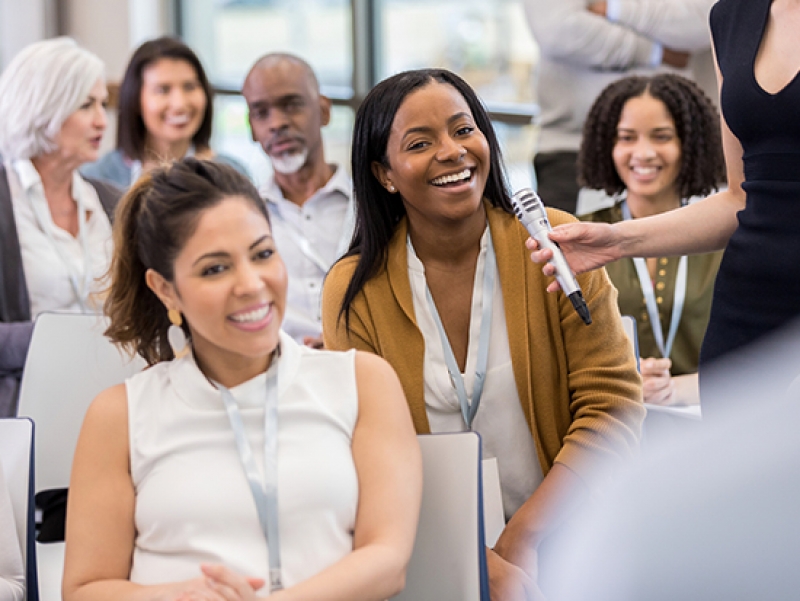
[511, 188, 592, 325]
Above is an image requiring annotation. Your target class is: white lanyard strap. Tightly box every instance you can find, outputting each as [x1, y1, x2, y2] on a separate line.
[621, 201, 687, 359]
[269, 196, 355, 273]
[217, 363, 283, 592]
[422, 229, 496, 430]
[26, 178, 92, 312]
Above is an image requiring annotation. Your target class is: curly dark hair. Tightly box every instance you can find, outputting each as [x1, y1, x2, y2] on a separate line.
[578, 73, 726, 199]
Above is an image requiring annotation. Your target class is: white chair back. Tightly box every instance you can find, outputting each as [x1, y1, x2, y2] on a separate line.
[17, 312, 146, 492]
[0, 417, 36, 601]
[620, 314, 639, 372]
[392, 431, 489, 601]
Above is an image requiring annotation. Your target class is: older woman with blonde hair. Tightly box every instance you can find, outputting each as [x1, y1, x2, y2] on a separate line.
[0, 37, 122, 417]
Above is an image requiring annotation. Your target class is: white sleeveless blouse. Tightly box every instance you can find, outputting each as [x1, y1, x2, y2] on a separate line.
[126, 332, 359, 591]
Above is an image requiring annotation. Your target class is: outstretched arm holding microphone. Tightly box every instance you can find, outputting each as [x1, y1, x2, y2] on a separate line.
[526, 0, 800, 408]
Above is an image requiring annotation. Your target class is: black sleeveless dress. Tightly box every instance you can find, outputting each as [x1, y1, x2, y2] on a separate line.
[701, 0, 800, 367]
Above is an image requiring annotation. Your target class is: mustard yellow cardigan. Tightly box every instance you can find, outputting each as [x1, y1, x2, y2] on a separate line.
[322, 204, 644, 488]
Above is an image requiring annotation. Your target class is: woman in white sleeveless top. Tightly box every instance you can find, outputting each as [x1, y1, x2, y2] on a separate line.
[62, 158, 421, 600]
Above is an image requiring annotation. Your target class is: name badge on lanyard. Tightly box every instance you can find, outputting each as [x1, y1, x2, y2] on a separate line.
[621, 201, 687, 359]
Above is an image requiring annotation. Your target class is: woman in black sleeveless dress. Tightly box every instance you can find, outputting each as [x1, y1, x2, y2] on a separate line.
[701, 0, 800, 365]
[528, 0, 800, 414]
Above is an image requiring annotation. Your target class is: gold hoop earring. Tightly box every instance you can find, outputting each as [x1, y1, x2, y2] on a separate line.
[167, 309, 189, 359]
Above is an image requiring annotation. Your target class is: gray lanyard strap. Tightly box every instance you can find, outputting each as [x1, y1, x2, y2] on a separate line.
[621, 201, 687, 359]
[26, 177, 92, 312]
[217, 366, 283, 592]
[422, 229, 496, 430]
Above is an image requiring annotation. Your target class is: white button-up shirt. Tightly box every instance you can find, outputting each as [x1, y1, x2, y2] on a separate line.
[260, 165, 354, 342]
[7, 159, 113, 317]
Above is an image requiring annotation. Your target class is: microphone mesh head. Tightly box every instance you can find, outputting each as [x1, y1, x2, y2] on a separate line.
[512, 189, 537, 220]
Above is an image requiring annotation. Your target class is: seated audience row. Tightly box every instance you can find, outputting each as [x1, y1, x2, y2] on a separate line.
[1, 35, 647, 601]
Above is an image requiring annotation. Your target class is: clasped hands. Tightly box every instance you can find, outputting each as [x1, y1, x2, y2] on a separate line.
[168, 565, 268, 601]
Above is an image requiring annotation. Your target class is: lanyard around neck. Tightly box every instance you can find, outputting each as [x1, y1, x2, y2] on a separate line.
[419, 228, 496, 430]
[24, 174, 92, 312]
[270, 194, 355, 274]
[621, 201, 687, 359]
[216, 358, 283, 592]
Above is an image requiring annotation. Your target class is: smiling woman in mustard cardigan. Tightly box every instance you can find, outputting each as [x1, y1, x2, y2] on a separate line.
[322, 68, 644, 601]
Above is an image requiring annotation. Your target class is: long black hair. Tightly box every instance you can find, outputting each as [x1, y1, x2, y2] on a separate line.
[339, 68, 511, 325]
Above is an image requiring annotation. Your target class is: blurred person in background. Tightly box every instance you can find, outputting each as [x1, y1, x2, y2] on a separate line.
[524, 0, 717, 214]
[82, 36, 248, 188]
[578, 73, 725, 407]
[242, 53, 353, 348]
[0, 37, 121, 417]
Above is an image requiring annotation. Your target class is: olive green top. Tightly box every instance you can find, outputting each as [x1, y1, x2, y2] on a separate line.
[581, 202, 723, 376]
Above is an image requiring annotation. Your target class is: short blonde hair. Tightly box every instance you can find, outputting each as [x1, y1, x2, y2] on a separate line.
[0, 37, 105, 160]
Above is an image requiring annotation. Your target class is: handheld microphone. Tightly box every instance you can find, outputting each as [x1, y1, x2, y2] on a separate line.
[511, 188, 592, 325]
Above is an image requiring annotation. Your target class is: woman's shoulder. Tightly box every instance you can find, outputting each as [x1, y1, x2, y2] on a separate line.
[212, 152, 250, 178]
[84, 382, 129, 432]
[578, 204, 620, 225]
[710, 0, 764, 41]
[327, 254, 360, 279]
[80, 149, 131, 188]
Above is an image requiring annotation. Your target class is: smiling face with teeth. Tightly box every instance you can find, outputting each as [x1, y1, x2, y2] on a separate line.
[140, 58, 208, 155]
[148, 195, 288, 384]
[372, 81, 490, 228]
[612, 93, 683, 214]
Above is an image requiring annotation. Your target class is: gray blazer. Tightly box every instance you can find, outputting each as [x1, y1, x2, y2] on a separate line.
[0, 164, 122, 416]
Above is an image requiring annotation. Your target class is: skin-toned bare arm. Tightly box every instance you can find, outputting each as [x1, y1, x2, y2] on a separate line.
[486, 463, 589, 601]
[529, 48, 744, 288]
[252, 352, 422, 601]
[65, 355, 420, 601]
[63, 385, 259, 601]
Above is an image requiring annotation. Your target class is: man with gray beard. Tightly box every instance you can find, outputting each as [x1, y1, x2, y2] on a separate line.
[243, 53, 353, 347]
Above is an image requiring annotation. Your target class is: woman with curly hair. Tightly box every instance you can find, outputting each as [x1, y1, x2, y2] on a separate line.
[578, 74, 725, 407]
[529, 0, 800, 419]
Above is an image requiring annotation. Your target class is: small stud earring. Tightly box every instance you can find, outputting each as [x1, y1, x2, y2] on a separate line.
[387, 184, 396, 193]
[167, 308, 189, 359]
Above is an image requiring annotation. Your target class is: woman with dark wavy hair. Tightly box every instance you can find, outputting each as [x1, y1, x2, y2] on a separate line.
[578, 73, 725, 407]
[63, 158, 421, 601]
[322, 68, 644, 600]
